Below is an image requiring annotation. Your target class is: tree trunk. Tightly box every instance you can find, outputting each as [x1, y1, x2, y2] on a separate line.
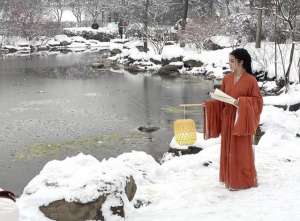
[209, 0, 214, 16]
[102, 10, 105, 26]
[255, 0, 264, 48]
[298, 57, 300, 83]
[226, 0, 231, 16]
[182, 0, 188, 30]
[143, 0, 149, 52]
[274, 4, 278, 79]
[249, 0, 255, 9]
[285, 42, 295, 92]
[275, 41, 278, 79]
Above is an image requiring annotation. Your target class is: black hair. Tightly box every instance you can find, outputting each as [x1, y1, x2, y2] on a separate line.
[230, 48, 254, 75]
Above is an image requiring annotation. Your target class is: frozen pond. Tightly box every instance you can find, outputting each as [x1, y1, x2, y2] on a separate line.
[0, 52, 212, 195]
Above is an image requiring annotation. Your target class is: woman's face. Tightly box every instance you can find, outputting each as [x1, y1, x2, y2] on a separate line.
[229, 55, 242, 73]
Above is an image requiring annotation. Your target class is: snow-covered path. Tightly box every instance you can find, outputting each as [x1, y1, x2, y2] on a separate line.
[127, 106, 300, 221]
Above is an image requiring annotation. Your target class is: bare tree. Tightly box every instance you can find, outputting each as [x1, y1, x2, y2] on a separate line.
[124, 0, 170, 52]
[6, 0, 46, 39]
[182, 0, 189, 30]
[224, 0, 232, 16]
[143, 0, 150, 52]
[249, 0, 255, 9]
[177, 16, 225, 51]
[47, 0, 67, 26]
[255, 0, 264, 48]
[85, 0, 104, 23]
[275, 0, 300, 91]
[69, 0, 84, 25]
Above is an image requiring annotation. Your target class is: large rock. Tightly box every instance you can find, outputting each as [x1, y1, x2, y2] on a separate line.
[2, 46, 18, 53]
[136, 45, 146, 52]
[64, 29, 117, 42]
[18, 153, 151, 221]
[156, 65, 180, 77]
[161, 56, 183, 66]
[254, 125, 265, 145]
[274, 102, 300, 112]
[0, 48, 9, 54]
[183, 59, 203, 68]
[54, 35, 72, 46]
[40, 176, 136, 221]
[91, 63, 105, 69]
[150, 58, 162, 65]
[110, 48, 122, 56]
[168, 146, 203, 156]
[203, 39, 224, 50]
[203, 35, 239, 50]
[124, 65, 142, 74]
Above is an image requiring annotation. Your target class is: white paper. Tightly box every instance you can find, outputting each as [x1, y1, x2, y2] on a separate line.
[210, 88, 237, 106]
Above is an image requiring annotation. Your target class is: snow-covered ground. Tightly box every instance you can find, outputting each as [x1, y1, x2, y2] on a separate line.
[16, 97, 300, 220]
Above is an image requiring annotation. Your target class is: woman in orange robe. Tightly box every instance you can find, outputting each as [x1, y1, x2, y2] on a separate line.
[203, 48, 263, 190]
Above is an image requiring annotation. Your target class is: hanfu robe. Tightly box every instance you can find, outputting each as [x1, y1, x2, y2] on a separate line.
[203, 73, 263, 190]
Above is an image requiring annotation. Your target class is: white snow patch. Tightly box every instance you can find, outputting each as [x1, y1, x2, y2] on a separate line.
[264, 84, 300, 105]
[162, 45, 184, 60]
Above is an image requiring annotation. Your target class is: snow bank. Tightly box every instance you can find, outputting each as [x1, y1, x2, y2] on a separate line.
[127, 105, 300, 221]
[17, 152, 159, 221]
[264, 84, 300, 105]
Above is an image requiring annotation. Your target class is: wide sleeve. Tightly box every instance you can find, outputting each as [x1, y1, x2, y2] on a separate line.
[203, 79, 225, 140]
[232, 79, 263, 136]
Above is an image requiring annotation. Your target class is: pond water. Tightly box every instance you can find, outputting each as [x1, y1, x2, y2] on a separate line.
[0, 52, 213, 195]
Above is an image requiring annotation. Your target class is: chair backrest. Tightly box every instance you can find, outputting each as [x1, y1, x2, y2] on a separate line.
[173, 119, 197, 145]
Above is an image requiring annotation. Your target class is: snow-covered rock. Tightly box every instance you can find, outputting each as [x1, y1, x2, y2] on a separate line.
[111, 38, 130, 44]
[67, 42, 89, 49]
[88, 40, 110, 48]
[2, 45, 19, 53]
[203, 35, 239, 50]
[63, 24, 118, 42]
[17, 152, 159, 221]
[70, 36, 88, 44]
[47, 39, 61, 47]
[156, 65, 180, 77]
[17, 41, 30, 48]
[54, 35, 72, 46]
[264, 83, 300, 111]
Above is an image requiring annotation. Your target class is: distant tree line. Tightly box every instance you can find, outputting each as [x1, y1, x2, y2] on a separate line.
[0, 0, 299, 44]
